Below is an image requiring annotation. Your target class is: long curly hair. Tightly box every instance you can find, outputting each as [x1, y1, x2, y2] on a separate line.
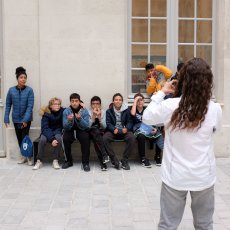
[169, 58, 213, 131]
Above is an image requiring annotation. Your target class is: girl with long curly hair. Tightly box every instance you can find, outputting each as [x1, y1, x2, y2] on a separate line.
[143, 58, 222, 229]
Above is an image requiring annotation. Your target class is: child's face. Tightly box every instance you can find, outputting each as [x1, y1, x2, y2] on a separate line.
[70, 98, 80, 109]
[113, 96, 123, 110]
[91, 100, 101, 110]
[136, 97, 144, 108]
[146, 68, 156, 78]
[50, 100, 61, 112]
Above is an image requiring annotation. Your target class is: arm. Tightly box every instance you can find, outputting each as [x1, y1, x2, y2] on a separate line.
[4, 89, 12, 124]
[130, 97, 139, 116]
[214, 104, 222, 132]
[143, 80, 177, 125]
[41, 115, 55, 143]
[100, 110, 107, 129]
[155, 65, 173, 79]
[63, 108, 73, 130]
[124, 109, 133, 131]
[106, 109, 116, 132]
[77, 109, 90, 129]
[146, 78, 158, 96]
[23, 88, 34, 122]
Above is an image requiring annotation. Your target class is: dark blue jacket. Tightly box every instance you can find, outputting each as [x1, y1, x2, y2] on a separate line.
[4, 86, 34, 124]
[41, 108, 64, 143]
[106, 107, 133, 133]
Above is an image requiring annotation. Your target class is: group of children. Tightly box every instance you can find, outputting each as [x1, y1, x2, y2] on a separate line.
[33, 92, 164, 172]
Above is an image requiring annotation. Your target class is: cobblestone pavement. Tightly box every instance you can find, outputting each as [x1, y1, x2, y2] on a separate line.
[0, 158, 229, 230]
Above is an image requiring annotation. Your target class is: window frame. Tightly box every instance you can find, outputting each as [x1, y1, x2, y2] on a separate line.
[128, 0, 216, 96]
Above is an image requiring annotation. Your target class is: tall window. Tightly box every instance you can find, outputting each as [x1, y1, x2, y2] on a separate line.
[130, 0, 214, 94]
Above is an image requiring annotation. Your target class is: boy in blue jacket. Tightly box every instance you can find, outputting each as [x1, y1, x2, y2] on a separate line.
[62, 93, 91, 171]
[33, 97, 64, 170]
[103, 93, 135, 170]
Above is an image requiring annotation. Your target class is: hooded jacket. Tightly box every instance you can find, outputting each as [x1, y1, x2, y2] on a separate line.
[40, 106, 64, 143]
[106, 103, 133, 133]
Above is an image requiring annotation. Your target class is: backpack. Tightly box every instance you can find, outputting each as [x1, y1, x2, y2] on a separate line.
[20, 135, 33, 157]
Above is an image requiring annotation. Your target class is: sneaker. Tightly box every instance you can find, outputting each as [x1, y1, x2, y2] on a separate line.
[62, 161, 73, 169]
[111, 158, 121, 170]
[17, 156, 27, 164]
[100, 163, 108, 171]
[27, 157, 33, 166]
[121, 159, 130, 170]
[102, 155, 110, 164]
[52, 160, 60, 169]
[33, 160, 42, 170]
[141, 158, 152, 168]
[155, 155, 162, 166]
[82, 163, 90, 172]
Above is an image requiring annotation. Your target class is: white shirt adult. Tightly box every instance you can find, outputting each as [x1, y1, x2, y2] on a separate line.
[143, 90, 222, 191]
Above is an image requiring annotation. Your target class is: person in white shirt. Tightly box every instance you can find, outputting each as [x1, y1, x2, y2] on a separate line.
[143, 58, 222, 230]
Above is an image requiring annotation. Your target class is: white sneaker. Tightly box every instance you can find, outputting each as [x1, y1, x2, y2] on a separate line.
[33, 160, 42, 170]
[27, 157, 33, 166]
[52, 160, 60, 169]
[17, 156, 27, 164]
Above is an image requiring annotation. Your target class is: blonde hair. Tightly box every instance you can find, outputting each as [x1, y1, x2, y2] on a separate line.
[39, 97, 62, 116]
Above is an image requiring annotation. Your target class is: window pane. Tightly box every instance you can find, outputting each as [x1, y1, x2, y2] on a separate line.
[179, 20, 194, 43]
[132, 0, 148, 17]
[196, 46, 212, 66]
[0, 78, 1, 99]
[197, 0, 212, 18]
[132, 19, 148, 42]
[150, 19, 166, 42]
[150, 45, 166, 65]
[132, 45, 148, 68]
[179, 0, 194, 18]
[197, 20, 212, 43]
[132, 70, 146, 93]
[178, 45, 194, 62]
[151, 0, 166, 17]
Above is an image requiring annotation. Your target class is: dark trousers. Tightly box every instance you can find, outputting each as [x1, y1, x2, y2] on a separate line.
[14, 122, 31, 148]
[136, 133, 164, 159]
[103, 131, 135, 162]
[90, 128, 107, 164]
[62, 129, 90, 164]
[37, 134, 62, 161]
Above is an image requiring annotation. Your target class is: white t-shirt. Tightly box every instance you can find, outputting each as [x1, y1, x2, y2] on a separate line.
[143, 91, 222, 191]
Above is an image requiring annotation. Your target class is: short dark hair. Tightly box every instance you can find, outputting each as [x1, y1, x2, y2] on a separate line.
[145, 63, 154, 71]
[112, 93, 123, 102]
[91, 96, 101, 104]
[134, 93, 144, 99]
[70, 93, 80, 101]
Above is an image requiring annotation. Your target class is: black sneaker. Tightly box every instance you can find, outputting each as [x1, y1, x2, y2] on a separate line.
[100, 163, 108, 171]
[82, 163, 90, 172]
[141, 158, 152, 168]
[155, 155, 162, 166]
[111, 159, 121, 170]
[121, 159, 130, 170]
[102, 155, 110, 164]
[62, 161, 73, 169]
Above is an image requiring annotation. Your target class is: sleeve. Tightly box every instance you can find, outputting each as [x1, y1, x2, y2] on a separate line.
[146, 78, 157, 96]
[77, 109, 90, 129]
[155, 65, 173, 79]
[106, 110, 115, 132]
[125, 109, 133, 131]
[23, 88, 34, 122]
[63, 109, 73, 130]
[41, 115, 55, 143]
[100, 110, 107, 129]
[142, 90, 173, 126]
[4, 89, 12, 124]
[214, 104, 222, 132]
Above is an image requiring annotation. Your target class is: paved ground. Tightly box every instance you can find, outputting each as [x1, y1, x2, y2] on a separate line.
[0, 158, 229, 230]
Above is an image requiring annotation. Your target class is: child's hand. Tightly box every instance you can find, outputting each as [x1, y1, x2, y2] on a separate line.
[151, 128, 157, 134]
[52, 139, 58, 147]
[114, 128, 119, 134]
[67, 114, 74, 121]
[75, 113, 81, 120]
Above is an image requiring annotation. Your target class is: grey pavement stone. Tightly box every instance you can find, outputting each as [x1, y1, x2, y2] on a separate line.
[0, 158, 228, 229]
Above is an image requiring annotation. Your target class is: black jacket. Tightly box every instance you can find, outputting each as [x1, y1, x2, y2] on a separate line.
[105, 107, 133, 133]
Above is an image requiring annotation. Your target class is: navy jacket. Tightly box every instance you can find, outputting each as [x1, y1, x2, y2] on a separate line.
[106, 107, 133, 133]
[41, 108, 64, 143]
[4, 86, 34, 124]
